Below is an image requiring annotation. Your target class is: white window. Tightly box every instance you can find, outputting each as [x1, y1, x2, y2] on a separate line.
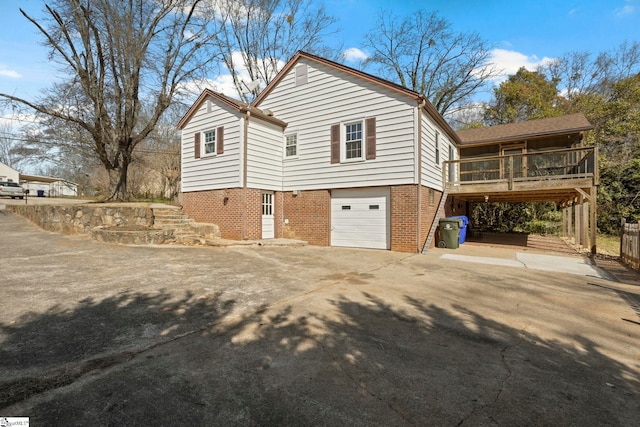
[203, 130, 216, 155]
[344, 121, 363, 161]
[330, 118, 375, 164]
[285, 133, 297, 157]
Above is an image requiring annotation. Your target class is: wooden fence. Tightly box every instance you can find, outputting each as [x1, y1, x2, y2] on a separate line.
[620, 219, 639, 270]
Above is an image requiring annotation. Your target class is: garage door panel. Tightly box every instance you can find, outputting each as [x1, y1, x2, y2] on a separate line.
[331, 188, 390, 250]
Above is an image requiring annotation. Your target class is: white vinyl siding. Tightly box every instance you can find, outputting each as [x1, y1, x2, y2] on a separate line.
[181, 99, 242, 192]
[421, 110, 456, 191]
[246, 119, 284, 190]
[257, 59, 416, 191]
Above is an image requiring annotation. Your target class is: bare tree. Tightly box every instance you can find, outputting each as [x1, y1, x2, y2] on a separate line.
[204, 0, 338, 102]
[363, 10, 500, 118]
[0, 123, 29, 170]
[542, 41, 640, 100]
[0, 0, 216, 200]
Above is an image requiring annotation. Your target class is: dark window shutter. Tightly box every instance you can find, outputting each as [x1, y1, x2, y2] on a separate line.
[194, 132, 201, 159]
[330, 124, 340, 164]
[216, 126, 224, 154]
[366, 117, 376, 160]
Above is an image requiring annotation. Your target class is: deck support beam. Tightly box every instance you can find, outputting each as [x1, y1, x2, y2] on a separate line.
[574, 197, 581, 247]
[590, 186, 597, 254]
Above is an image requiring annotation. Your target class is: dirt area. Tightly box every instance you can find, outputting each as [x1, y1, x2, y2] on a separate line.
[1, 211, 639, 425]
[466, 232, 587, 256]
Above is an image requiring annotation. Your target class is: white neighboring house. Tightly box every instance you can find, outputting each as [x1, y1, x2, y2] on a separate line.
[0, 162, 20, 183]
[20, 174, 78, 197]
[178, 51, 461, 252]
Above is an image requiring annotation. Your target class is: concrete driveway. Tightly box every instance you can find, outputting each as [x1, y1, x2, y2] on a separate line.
[1, 211, 639, 425]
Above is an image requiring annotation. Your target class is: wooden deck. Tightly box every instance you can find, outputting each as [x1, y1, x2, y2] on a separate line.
[444, 147, 597, 203]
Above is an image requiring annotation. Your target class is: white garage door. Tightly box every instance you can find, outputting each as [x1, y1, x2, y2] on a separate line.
[331, 188, 390, 249]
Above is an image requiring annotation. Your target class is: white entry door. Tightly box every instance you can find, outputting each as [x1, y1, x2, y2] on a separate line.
[331, 188, 390, 249]
[261, 192, 274, 239]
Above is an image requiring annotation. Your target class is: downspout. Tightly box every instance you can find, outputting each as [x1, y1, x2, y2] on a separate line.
[242, 109, 250, 240]
[416, 97, 427, 252]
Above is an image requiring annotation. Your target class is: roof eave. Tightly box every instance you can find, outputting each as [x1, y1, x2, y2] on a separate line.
[459, 125, 593, 147]
[177, 89, 246, 129]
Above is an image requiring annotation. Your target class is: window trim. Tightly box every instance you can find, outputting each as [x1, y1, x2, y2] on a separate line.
[342, 119, 365, 163]
[201, 129, 217, 157]
[284, 132, 298, 158]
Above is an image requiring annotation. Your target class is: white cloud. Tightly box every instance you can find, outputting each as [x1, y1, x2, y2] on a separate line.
[0, 112, 40, 129]
[489, 49, 555, 82]
[178, 51, 286, 101]
[343, 48, 369, 63]
[614, 4, 635, 16]
[0, 67, 21, 79]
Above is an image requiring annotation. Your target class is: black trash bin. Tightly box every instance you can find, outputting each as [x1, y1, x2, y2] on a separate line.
[37, 190, 45, 197]
[438, 218, 461, 249]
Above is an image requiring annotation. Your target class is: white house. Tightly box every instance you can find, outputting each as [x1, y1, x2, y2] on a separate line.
[0, 161, 20, 183]
[178, 51, 461, 252]
[20, 174, 78, 197]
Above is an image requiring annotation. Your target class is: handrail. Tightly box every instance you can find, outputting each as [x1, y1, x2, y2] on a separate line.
[443, 146, 597, 188]
[446, 146, 595, 166]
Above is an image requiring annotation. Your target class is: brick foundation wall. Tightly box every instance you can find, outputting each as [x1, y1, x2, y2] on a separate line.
[182, 185, 446, 251]
[420, 186, 444, 250]
[274, 191, 284, 239]
[182, 188, 262, 240]
[281, 190, 330, 246]
[390, 185, 419, 252]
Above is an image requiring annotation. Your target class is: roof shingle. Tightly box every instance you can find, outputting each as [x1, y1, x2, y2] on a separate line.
[456, 113, 593, 146]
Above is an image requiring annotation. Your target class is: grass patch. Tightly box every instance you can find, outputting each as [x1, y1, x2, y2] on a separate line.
[596, 233, 620, 257]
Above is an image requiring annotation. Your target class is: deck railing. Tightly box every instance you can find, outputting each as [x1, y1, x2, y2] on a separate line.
[444, 146, 598, 190]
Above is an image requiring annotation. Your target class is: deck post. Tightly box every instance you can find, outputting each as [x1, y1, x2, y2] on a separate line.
[582, 195, 589, 248]
[508, 156, 513, 190]
[567, 200, 573, 241]
[590, 186, 597, 254]
[562, 202, 567, 237]
[574, 197, 581, 248]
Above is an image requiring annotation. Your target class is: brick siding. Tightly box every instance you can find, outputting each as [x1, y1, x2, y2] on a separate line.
[182, 188, 262, 240]
[390, 185, 419, 252]
[420, 186, 443, 250]
[183, 185, 445, 252]
[281, 190, 331, 246]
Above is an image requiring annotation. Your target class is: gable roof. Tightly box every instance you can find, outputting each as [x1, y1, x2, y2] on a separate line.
[456, 113, 593, 146]
[177, 88, 287, 130]
[252, 51, 461, 145]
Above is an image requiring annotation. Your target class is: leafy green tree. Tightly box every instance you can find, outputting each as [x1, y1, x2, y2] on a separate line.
[590, 74, 640, 233]
[484, 67, 568, 125]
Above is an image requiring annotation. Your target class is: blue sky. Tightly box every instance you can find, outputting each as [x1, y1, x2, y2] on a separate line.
[1, 0, 639, 108]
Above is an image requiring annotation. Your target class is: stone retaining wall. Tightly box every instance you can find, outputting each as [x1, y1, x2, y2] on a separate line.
[7, 204, 153, 235]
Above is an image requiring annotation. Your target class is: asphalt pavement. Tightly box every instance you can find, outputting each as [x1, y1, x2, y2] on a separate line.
[1, 211, 639, 426]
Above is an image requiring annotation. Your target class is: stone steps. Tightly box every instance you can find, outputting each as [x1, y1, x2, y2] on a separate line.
[151, 206, 220, 244]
